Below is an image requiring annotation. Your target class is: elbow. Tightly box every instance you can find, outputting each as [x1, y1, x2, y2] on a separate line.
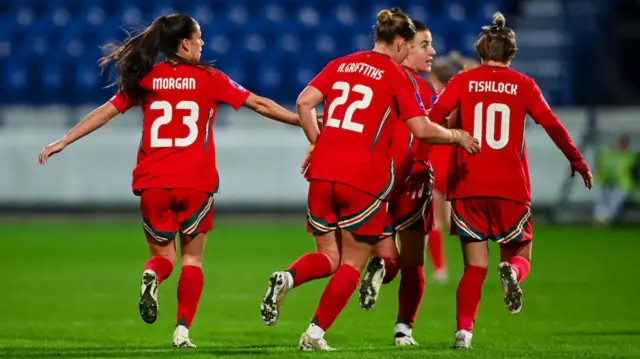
[296, 96, 314, 114]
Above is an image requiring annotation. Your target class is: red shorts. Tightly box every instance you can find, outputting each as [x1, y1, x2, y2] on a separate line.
[450, 198, 532, 243]
[430, 145, 451, 194]
[140, 189, 214, 244]
[389, 183, 433, 233]
[307, 180, 392, 237]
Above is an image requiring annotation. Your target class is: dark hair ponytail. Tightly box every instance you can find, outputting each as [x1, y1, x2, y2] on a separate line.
[100, 14, 203, 106]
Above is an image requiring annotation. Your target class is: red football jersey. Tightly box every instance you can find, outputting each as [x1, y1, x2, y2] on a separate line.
[429, 64, 556, 204]
[390, 66, 434, 181]
[109, 62, 250, 194]
[306, 51, 426, 199]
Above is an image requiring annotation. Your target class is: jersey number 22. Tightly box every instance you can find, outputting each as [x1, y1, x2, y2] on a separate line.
[326, 82, 373, 133]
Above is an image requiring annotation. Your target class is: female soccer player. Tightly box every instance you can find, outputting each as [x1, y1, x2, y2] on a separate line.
[357, 19, 440, 346]
[38, 14, 304, 348]
[427, 53, 480, 283]
[427, 13, 593, 348]
[260, 8, 480, 351]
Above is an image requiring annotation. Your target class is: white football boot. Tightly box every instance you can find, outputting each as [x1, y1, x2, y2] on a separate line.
[498, 262, 523, 314]
[358, 257, 386, 310]
[298, 324, 336, 351]
[260, 271, 292, 325]
[394, 323, 418, 346]
[172, 325, 196, 348]
[454, 330, 473, 349]
[139, 270, 159, 324]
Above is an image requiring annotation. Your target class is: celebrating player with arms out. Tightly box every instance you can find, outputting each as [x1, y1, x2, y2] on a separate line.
[427, 13, 593, 348]
[357, 19, 440, 346]
[260, 8, 480, 351]
[39, 14, 303, 348]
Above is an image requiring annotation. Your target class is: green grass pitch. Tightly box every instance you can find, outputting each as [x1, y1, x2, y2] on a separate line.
[1, 218, 639, 359]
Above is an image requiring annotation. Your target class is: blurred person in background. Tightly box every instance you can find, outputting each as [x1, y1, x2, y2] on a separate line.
[425, 51, 480, 283]
[593, 135, 638, 226]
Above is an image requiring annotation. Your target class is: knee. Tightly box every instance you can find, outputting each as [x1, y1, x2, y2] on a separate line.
[181, 253, 203, 268]
[318, 249, 340, 274]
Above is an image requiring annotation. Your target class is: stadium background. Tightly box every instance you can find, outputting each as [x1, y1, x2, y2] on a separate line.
[1, 1, 639, 358]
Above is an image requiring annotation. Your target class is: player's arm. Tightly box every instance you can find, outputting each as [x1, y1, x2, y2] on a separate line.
[38, 99, 123, 164]
[445, 107, 460, 128]
[428, 75, 461, 126]
[296, 85, 323, 145]
[526, 80, 593, 188]
[212, 71, 300, 127]
[391, 70, 477, 152]
[242, 93, 300, 127]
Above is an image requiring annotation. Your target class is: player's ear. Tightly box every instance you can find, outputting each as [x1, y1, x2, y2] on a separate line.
[180, 38, 190, 53]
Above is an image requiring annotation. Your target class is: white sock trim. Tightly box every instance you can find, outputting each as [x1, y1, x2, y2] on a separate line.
[306, 323, 325, 340]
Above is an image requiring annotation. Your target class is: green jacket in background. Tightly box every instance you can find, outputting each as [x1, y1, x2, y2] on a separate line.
[597, 148, 637, 192]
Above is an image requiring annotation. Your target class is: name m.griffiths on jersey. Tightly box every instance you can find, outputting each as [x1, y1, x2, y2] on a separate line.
[153, 77, 197, 90]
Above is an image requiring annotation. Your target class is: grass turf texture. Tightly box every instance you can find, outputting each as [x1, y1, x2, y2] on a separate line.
[1, 219, 639, 359]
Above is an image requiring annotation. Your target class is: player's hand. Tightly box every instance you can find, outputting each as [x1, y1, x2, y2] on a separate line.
[453, 129, 480, 155]
[38, 138, 68, 164]
[406, 178, 425, 200]
[301, 144, 314, 178]
[570, 159, 593, 189]
[406, 163, 434, 200]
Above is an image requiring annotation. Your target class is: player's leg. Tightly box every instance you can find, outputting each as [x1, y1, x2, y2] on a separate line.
[261, 180, 339, 326]
[172, 231, 207, 348]
[299, 183, 388, 351]
[394, 228, 427, 346]
[172, 189, 214, 348]
[300, 230, 376, 351]
[498, 240, 531, 315]
[428, 190, 449, 282]
[359, 185, 425, 311]
[450, 199, 490, 348]
[490, 199, 533, 315]
[139, 189, 179, 325]
[455, 239, 489, 349]
[288, 180, 340, 288]
[359, 233, 398, 310]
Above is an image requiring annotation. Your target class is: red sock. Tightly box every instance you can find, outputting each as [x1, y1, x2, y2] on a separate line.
[311, 264, 360, 331]
[396, 265, 425, 327]
[382, 257, 399, 284]
[287, 252, 333, 288]
[428, 230, 446, 271]
[456, 265, 487, 332]
[507, 256, 531, 283]
[144, 256, 174, 284]
[176, 266, 204, 329]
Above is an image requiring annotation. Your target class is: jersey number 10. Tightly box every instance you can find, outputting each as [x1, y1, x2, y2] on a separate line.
[326, 81, 373, 133]
[473, 102, 511, 150]
[150, 100, 199, 148]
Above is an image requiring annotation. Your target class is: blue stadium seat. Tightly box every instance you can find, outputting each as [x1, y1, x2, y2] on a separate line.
[0, 0, 580, 105]
[38, 60, 70, 104]
[1, 59, 29, 103]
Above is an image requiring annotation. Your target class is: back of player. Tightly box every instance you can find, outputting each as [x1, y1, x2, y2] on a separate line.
[427, 13, 592, 348]
[111, 62, 249, 244]
[40, 14, 303, 349]
[306, 50, 424, 236]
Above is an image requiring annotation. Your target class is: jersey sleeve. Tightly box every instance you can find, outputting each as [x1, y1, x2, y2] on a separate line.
[108, 91, 133, 113]
[428, 74, 462, 124]
[211, 71, 251, 110]
[524, 78, 555, 125]
[308, 61, 335, 95]
[391, 67, 428, 121]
